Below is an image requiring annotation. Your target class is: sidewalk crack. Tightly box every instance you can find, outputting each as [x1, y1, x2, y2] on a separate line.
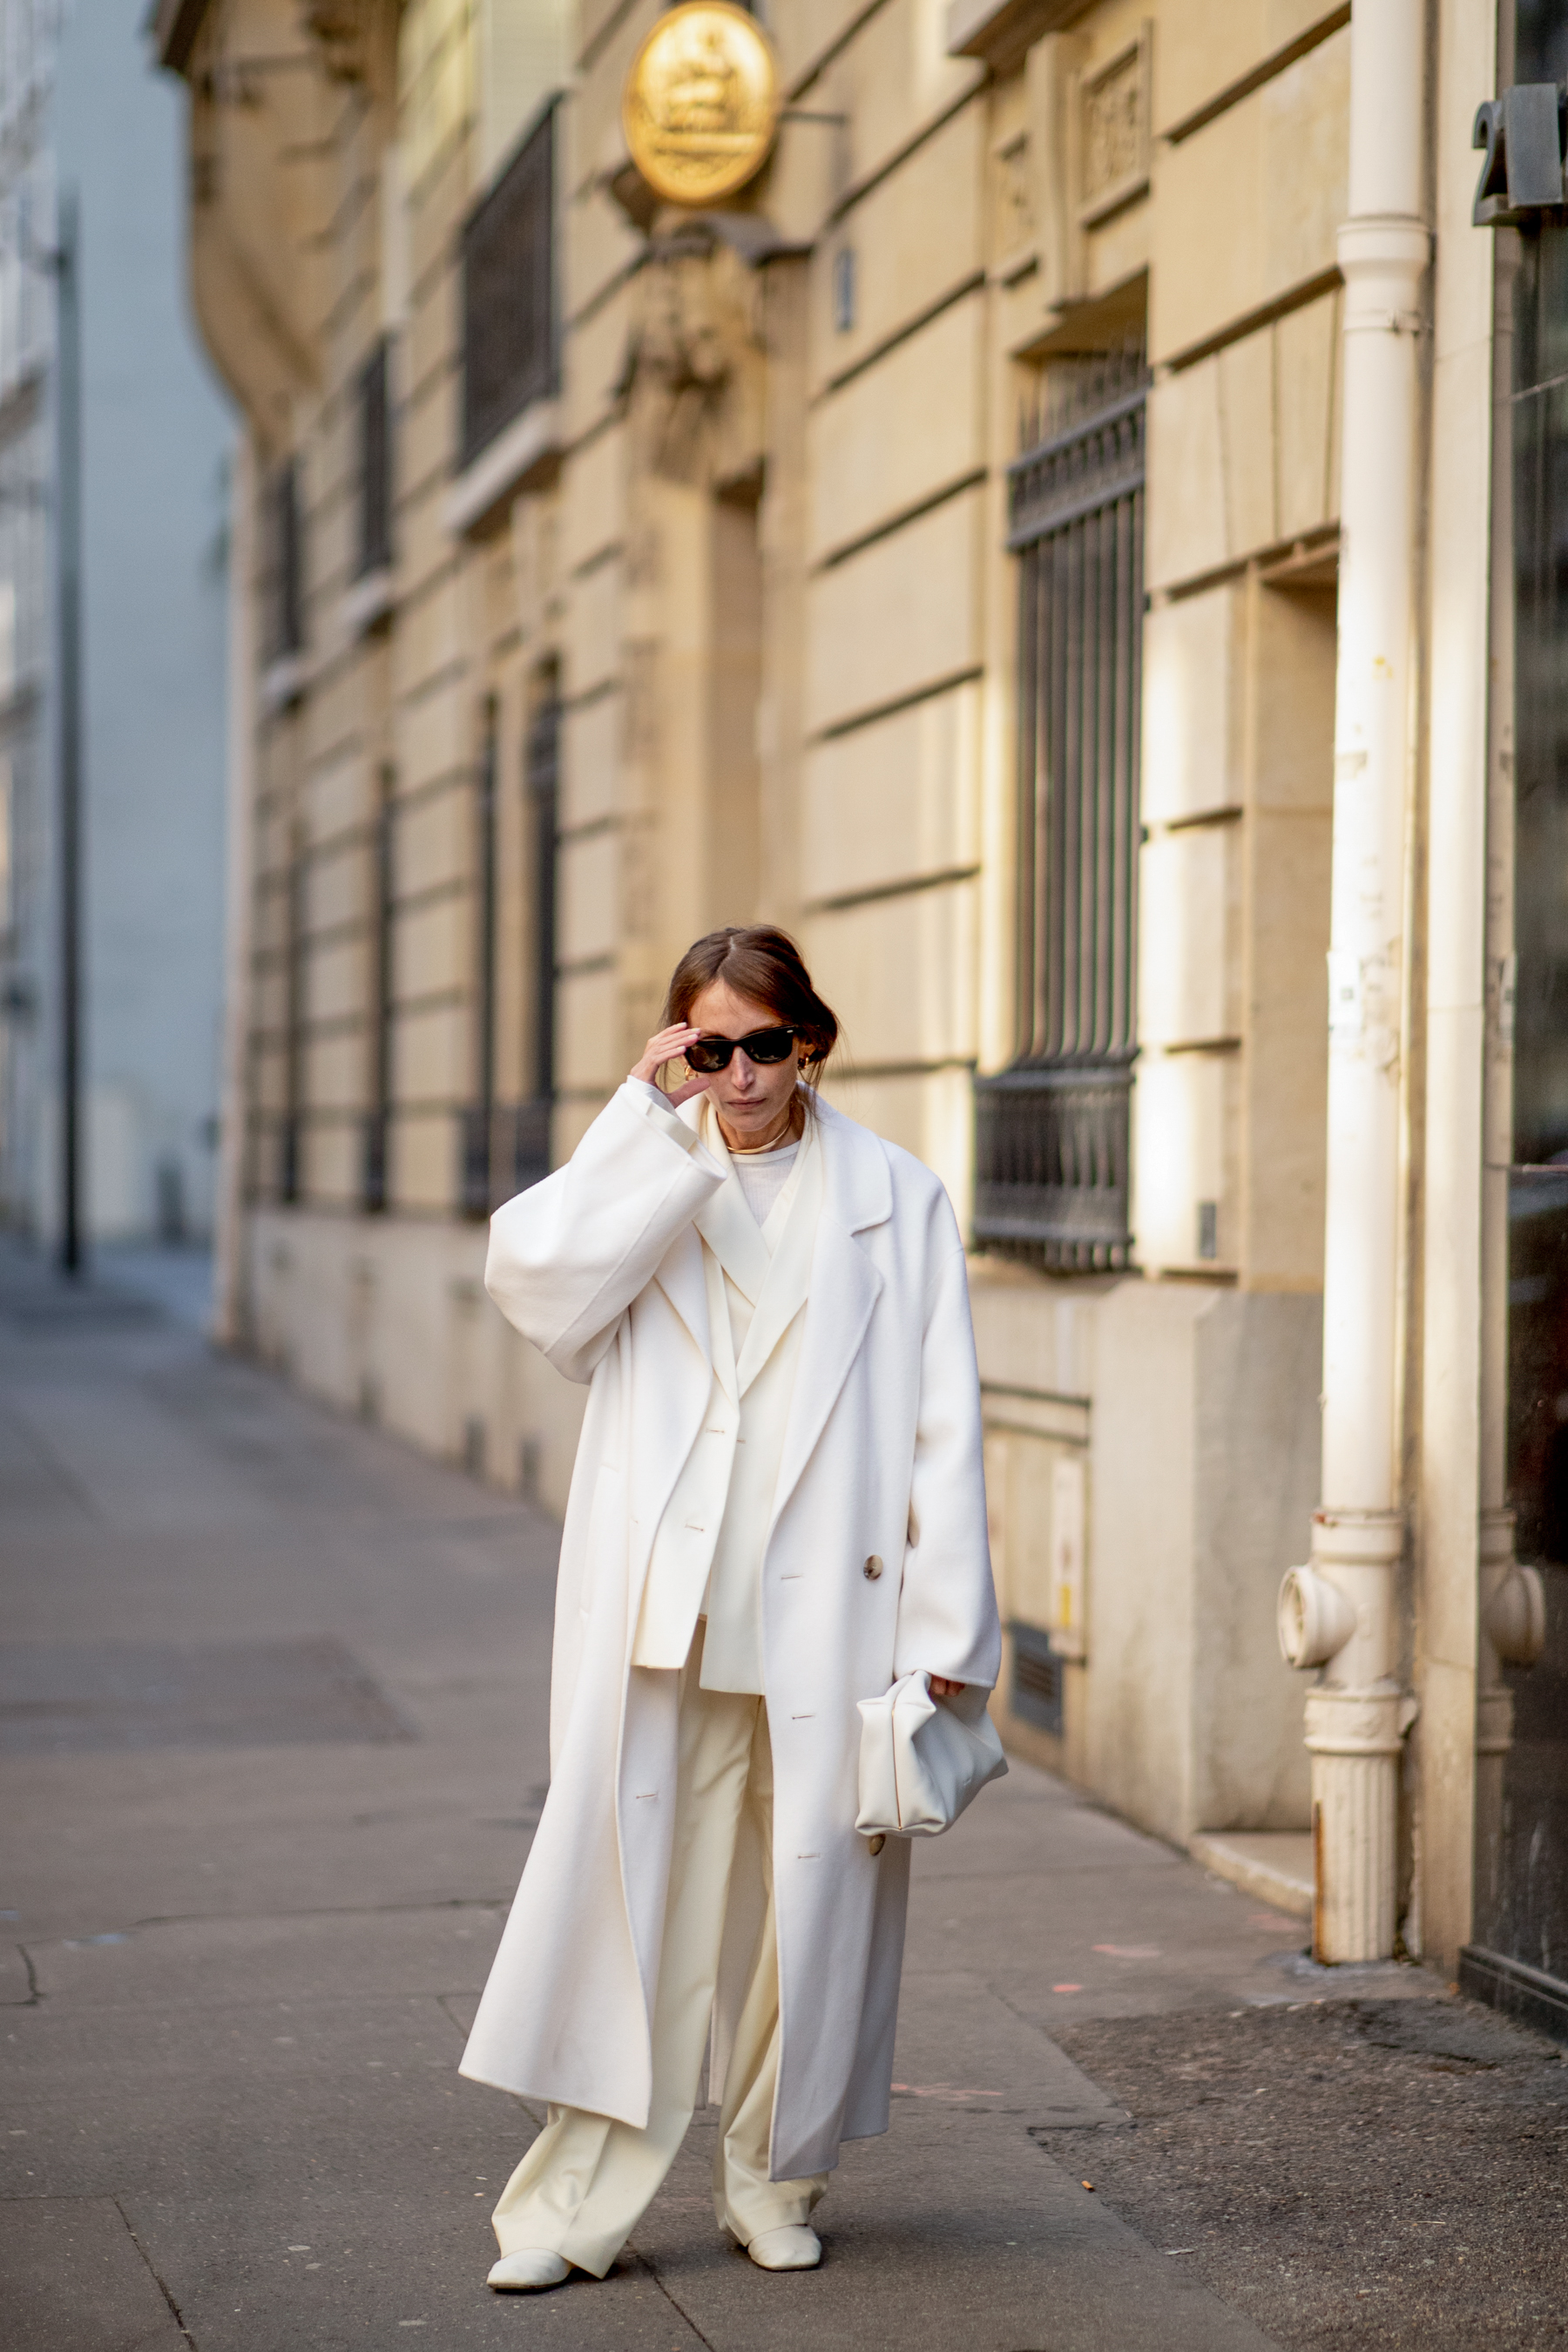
[125, 1894, 510, 1932]
[628, 2244, 718, 2349]
[0, 1399, 105, 1522]
[7, 1943, 41, 2005]
[115, 2200, 199, 2347]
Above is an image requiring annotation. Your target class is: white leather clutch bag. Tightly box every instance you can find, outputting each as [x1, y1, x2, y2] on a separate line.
[855, 1671, 1008, 1838]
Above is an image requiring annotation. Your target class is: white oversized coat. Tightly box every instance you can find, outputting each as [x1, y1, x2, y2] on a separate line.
[459, 1080, 1000, 2180]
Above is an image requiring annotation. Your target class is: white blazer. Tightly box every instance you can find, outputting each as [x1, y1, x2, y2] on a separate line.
[631, 1090, 823, 1688]
[459, 1080, 1000, 2180]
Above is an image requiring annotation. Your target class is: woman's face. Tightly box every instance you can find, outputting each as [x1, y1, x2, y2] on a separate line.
[685, 978, 801, 1146]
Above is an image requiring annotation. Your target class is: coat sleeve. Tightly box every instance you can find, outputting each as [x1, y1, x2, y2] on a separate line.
[891, 1217, 1004, 1691]
[485, 1080, 724, 1382]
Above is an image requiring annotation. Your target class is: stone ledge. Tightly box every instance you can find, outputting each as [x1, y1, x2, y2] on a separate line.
[259, 653, 306, 716]
[444, 399, 561, 539]
[1190, 1829, 1314, 1921]
[341, 566, 395, 639]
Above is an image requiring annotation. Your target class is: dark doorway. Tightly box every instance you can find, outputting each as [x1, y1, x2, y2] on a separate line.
[1489, 0, 1568, 2010]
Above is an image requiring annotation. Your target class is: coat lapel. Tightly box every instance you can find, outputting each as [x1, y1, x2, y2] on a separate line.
[768, 1101, 891, 1529]
[652, 1223, 710, 1364]
[702, 1240, 739, 1406]
[651, 1096, 725, 1361]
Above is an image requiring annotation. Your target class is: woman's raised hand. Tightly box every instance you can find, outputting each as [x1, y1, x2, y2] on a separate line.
[929, 1676, 966, 1698]
[632, 1023, 710, 1105]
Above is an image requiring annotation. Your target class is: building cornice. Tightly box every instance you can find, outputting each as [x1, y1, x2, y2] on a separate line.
[153, 0, 211, 77]
[944, 0, 1091, 74]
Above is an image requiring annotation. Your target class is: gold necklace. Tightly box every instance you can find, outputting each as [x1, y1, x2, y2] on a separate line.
[724, 1112, 797, 1156]
[727, 1130, 796, 1157]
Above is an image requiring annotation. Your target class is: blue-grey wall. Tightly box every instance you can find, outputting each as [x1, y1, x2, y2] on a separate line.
[52, 0, 233, 1240]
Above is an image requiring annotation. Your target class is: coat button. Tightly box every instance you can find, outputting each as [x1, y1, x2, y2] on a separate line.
[868, 1833, 886, 1856]
[863, 1554, 883, 1581]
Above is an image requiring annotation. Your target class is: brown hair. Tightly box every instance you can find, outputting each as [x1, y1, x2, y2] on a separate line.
[663, 926, 840, 1111]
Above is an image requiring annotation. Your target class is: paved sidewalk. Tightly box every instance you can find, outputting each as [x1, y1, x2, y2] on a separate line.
[2, 1251, 1547, 2351]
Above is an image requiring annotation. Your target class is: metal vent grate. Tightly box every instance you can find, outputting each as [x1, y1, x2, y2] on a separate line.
[1010, 1619, 1064, 1737]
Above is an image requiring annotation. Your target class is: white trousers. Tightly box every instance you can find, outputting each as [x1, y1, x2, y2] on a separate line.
[490, 1632, 829, 2276]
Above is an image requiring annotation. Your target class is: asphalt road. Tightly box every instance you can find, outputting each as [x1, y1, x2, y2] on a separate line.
[3, 1245, 1553, 2350]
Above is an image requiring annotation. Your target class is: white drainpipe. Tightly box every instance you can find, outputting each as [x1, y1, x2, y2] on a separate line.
[1277, 0, 1429, 1963]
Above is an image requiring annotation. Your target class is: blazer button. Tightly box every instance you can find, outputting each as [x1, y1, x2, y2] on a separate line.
[868, 1833, 886, 1856]
[863, 1554, 883, 1581]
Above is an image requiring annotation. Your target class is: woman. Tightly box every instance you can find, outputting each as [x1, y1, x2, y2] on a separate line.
[461, 924, 1000, 2290]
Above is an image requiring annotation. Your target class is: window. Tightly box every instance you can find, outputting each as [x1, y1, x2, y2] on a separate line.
[356, 339, 393, 580]
[362, 767, 395, 1212]
[477, 682, 560, 1206]
[517, 679, 559, 1189]
[0, 754, 11, 936]
[459, 101, 558, 470]
[264, 459, 304, 664]
[280, 833, 307, 1204]
[974, 347, 1146, 1272]
[461, 704, 501, 1219]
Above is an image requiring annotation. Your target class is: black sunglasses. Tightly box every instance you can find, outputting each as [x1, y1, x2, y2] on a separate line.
[683, 1025, 799, 1073]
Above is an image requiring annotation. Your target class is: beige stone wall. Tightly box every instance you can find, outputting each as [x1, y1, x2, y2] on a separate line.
[1135, 5, 1345, 1286]
[171, 0, 1359, 1845]
[953, 0, 1346, 1833]
[247, 1203, 585, 1514]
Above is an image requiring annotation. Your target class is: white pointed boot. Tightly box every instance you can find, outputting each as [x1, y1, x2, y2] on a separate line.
[746, 2225, 821, 2271]
[487, 2249, 571, 2291]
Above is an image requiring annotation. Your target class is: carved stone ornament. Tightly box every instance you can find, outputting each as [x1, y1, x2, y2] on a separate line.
[1078, 29, 1150, 226]
[625, 225, 766, 487]
[623, 1, 780, 208]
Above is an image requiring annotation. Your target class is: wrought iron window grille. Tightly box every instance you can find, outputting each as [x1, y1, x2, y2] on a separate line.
[362, 770, 395, 1214]
[265, 459, 304, 664]
[975, 342, 1146, 1274]
[459, 1102, 492, 1221]
[460, 102, 558, 471]
[279, 1114, 301, 1206]
[461, 707, 501, 1221]
[459, 1101, 551, 1219]
[361, 1106, 388, 1215]
[524, 686, 560, 1169]
[356, 337, 393, 579]
[280, 841, 308, 1205]
[460, 688, 559, 1219]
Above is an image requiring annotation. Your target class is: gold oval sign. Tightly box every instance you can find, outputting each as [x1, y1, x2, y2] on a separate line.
[623, 1, 780, 209]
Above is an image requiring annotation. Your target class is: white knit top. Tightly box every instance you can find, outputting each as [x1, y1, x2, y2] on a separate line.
[730, 1139, 800, 1228]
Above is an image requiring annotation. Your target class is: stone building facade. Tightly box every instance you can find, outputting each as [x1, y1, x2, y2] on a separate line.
[155, 0, 1567, 2024]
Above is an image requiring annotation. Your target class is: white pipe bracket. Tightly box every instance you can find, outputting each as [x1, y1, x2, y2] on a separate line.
[1278, 1565, 1358, 1670]
[1484, 1562, 1547, 1667]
